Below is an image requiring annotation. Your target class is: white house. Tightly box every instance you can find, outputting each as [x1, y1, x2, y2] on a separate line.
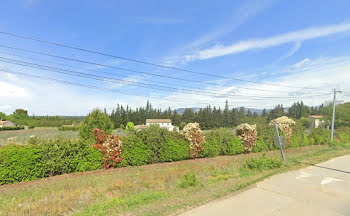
[146, 119, 174, 131]
[309, 115, 325, 128]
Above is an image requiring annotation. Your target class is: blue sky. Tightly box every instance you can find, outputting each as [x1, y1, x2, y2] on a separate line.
[1, 0, 350, 115]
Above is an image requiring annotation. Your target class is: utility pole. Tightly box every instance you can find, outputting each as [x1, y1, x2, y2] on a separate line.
[330, 88, 342, 141]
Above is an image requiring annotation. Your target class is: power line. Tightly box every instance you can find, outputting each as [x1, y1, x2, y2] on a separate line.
[0, 56, 331, 100]
[0, 30, 320, 89]
[0, 50, 323, 95]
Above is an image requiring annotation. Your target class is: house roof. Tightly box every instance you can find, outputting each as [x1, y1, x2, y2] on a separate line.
[0, 121, 7, 125]
[146, 119, 171, 123]
[309, 115, 323, 119]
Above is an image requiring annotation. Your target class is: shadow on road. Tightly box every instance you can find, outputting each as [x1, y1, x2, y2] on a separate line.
[295, 161, 350, 174]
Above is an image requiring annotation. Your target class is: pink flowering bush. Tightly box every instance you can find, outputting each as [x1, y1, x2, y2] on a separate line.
[269, 116, 296, 146]
[182, 123, 205, 158]
[93, 128, 123, 168]
[236, 123, 258, 153]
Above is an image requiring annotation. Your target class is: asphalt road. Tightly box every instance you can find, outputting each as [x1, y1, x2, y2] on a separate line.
[179, 155, 350, 216]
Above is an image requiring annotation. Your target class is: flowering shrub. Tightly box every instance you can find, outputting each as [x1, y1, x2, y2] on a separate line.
[93, 128, 123, 168]
[182, 123, 205, 158]
[269, 116, 296, 145]
[236, 123, 258, 153]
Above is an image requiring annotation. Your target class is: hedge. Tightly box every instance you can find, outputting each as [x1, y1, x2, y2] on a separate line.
[0, 145, 47, 185]
[119, 135, 153, 166]
[0, 126, 24, 131]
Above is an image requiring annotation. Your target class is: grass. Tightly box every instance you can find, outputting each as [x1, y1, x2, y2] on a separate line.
[0, 144, 350, 216]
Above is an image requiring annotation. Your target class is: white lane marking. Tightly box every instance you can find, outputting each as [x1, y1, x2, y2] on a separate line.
[296, 172, 312, 179]
[320, 177, 343, 185]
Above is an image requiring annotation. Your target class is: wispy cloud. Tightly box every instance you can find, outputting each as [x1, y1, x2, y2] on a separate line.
[136, 17, 188, 25]
[183, 21, 350, 61]
[162, 0, 277, 66]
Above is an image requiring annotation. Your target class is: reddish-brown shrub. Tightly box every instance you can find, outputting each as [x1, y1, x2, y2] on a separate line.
[236, 123, 258, 153]
[93, 128, 123, 169]
[182, 123, 205, 158]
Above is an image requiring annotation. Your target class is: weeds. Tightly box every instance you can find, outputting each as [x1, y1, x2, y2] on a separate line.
[179, 172, 200, 188]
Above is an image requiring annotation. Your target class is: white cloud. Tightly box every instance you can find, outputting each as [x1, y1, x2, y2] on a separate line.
[184, 21, 350, 61]
[162, 0, 277, 66]
[293, 58, 311, 68]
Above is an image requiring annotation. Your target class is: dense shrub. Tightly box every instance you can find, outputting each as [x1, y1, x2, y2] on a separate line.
[336, 127, 350, 143]
[203, 129, 244, 156]
[252, 137, 269, 153]
[93, 129, 123, 169]
[33, 138, 102, 175]
[59, 125, 80, 131]
[311, 128, 329, 145]
[243, 154, 282, 171]
[183, 123, 205, 158]
[134, 125, 190, 163]
[158, 133, 190, 162]
[0, 126, 24, 131]
[126, 122, 134, 131]
[0, 145, 47, 185]
[236, 123, 258, 153]
[119, 135, 153, 166]
[290, 123, 306, 147]
[256, 124, 276, 151]
[79, 109, 114, 142]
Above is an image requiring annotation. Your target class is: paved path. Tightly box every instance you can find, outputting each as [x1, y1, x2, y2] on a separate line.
[179, 155, 350, 216]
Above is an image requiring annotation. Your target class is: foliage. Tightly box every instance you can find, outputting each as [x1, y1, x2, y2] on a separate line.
[33, 137, 102, 175]
[243, 154, 282, 171]
[288, 101, 310, 119]
[0, 145, 47, 185]
[179, 122, 187, 130]
[268, 104, 285, 120]
[236, 123, 258, 153]
[158, 133, 190, 162]
[93, 129, 123, 169]
[336, 127, 350, 143]
[0, 126, 24, 131]
[310, 128, 329, 145]
[204, 128, 244, 156]
[79, 109, 114, 142]
[119, 135, 153, 166]
[252, 137, 269, 153]
[179, 172, 199, 188]
[182, 123, 205, 158]
[59, 125, 80, 131]
[255, 124, 276, 151]
[0, 112, 7, 120]
[126, 122, 134, 131]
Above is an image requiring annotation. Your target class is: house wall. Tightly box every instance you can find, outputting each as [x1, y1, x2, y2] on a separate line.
[1, 121, 16, 127]
[146, 122, 174, 131]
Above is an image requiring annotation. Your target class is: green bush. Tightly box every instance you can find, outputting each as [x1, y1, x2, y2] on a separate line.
[243, 154, 282, 171]
[135, 125, 187, 162]
[252, 137, 269, 153]
[0, 126, 24, 131]
[158, 133, 190, 162]
[311, 128, 329, 145]
[179, 172, 199, 188]
[336, 127, 350, 143]
[126, 122, 134, 131]
[201, 133, 221, 157]
[290, 123, 306, 147]
[79, 109, 114, 142]
[256, 124, 276, 150]
[35, 138, 102, 175]
[0, 145, 47, 185]
[59, 125, 80, 131]
[203, 128, 244, 156]
[119, 135, 153, 166]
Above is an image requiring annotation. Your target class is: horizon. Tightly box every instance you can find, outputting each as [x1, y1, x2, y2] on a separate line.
[1, 0, 350, 115]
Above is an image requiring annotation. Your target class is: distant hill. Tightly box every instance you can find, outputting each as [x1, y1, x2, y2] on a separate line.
[175, 107, 267, 115]
[175, 107, 201, 114]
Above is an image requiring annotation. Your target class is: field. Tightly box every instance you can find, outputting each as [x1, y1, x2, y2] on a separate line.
[1, 144, 349, 216]
[0, 127, 79, 147]
[0, 127, 129, 147]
